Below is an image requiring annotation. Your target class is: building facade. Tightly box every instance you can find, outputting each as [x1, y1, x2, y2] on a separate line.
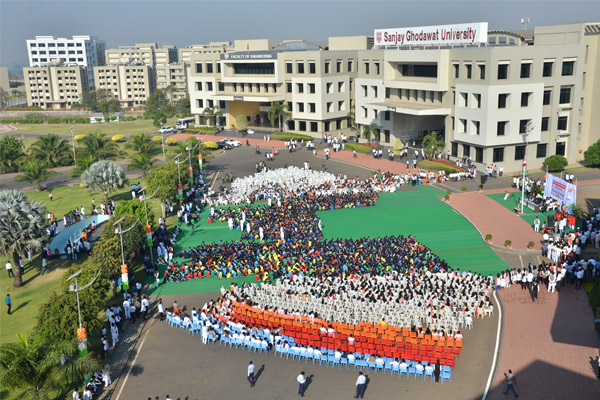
[178, 42, 234, 64]
[93, 64, 154, 108]
[26, 35, 105, 87]
[24, 65, 89, 109]
[105, 43, 177, 67]
[156, 63, 188, 101]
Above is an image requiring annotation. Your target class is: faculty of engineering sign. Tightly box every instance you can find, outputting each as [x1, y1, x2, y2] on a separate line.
[221, 52, 276, 60]
[375, 22, 488, 46]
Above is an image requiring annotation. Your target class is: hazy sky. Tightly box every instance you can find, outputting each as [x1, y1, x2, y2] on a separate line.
[1, 0, 599, 71]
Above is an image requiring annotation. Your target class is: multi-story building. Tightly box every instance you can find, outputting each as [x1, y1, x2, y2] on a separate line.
[105, 43, 177, 67]
[188, 38, 363, 133]
[93, 64, 154, 108]
[156, 63, 188, 101]
[26, 35, 105, 87]
[0, 67, 9, 91]
[178, 42, 234, 64]
[24, 64, 89, 109]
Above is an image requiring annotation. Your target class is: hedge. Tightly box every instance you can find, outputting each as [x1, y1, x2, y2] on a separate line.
[2, 117, 91, 124]
[165, 138, 179, 145]
[151, 135, 163, 142]
[417, 160, 463, 174]
[344, 143, 372, 154]
[270, 132, 313, 141]
[74, 134, 86, 141]
[202, 141, 219, 150]
[111, 134, 126, 142]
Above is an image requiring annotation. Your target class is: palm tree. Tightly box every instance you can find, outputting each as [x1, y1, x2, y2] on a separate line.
[81, 160, 126, 202]
[127, 133, 157, 156]
[202, 107, 222, 127]
[68, 153, 98, 178]
[29, 134, 73, 167]
[422, 132, 446, 159]
[127, 153, 156, 178]
[267, 102, 291, 132]
[0, 190, 47, 287]
[362, 122, 380, 143]
[14, 161, 57, 192]
[0, 333, 99, 399]
[79, 132, 118, 160]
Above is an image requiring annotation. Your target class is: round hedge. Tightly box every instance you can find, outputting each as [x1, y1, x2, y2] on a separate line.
[202, 141, 218, 150]
[151, 135, 163, 142]
[165, 138, 179, 146]
[111, 134, 126, 142]
[74, 134, 86, 141]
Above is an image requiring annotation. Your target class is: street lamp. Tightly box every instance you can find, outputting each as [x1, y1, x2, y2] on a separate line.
[67, 266, 101, 357]
[70, 126, 76, 161]
[140, 186, 159, 267]
[160, 121, 166, 159]
[519, 121, 535, 214]
[113, 216, 139, 267]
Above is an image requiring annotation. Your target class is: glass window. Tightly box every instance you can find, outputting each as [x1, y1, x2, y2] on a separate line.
[336, 60, 342, 73]
[375, 62, 380, 75]
[519, 119, 531, 134]
[497, 64, 508, 79]
[310, 122, 318, 132]
[515, 145, 526, 160]
[473, 120, 480, 135]
[463, 144, 470, 157]
[453, 64, 459, 78]
[497, 121, 507, 136]
[521, 92, 530, 107]
[474, 93, 481, 108]
[324, 61, 330, 74]
[466, 64, 472, 79]
[297, 83, 303, 93]
[475, 147, 483, 163]
[543, 90, 551, 105]
[309, 62, 316, 74]
[347, 59, 353, 72]
[520, 63, 531, 78]
[561, 61, 574, 76]
[298, 103, 304, 112]
[286, 62, 292, 73]
[286, 82, 292, 93]
[299, 121, 306, 131]
[557, 116, 568, 130]
[559, 86, 571, 104]
[536, 143, 547, 158]
[498, 93, 508, 108]
[297, 62, 305, 74]
[195, 63, 202, 73]
[385, 88, 390, 98]
[233, 63, 274, 75]
[364, 62, 370, 74]
[308, 83, 315, 94]
[206, 63, 213, 73]
[543, 62, 553, 77]
[384, 111, 390, 121]
[479, 64, 486, 79]
[309, 103, 316, 113]
[452, 142, 458, 157]
[541, 117, 549, 131]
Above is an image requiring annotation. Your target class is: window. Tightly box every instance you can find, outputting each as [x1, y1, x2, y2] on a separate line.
[543, 61, 553, 77]
[297, 83, 304, 93]
[309, 103, 316, 113]
[475, 147, 483, 163]
[521, 92, 531, 107]
[519, 119, 531, 134]
[520, 63, 531, 78]
[452, 142, 458, 157]
[325, 61, 330, 74]
[233, 63, 274, 75]
[514, 145, 526, 160]
[453, 64, 459, 78]
[474, 93, 481, 108]
[460, 119, 467, 133]
[401, 64, 438, 78]
[559, 86, 571, 104]
[362, 106, 367, 118]
[561, 61, 574, 76]
[309, 62, 316, 74]
[384, 111, 390, 121]
[308, 83, 315, 94]
[195, 63, 203, 73]
[347, 59, 353, 72]
[362, 85, 367, 97]
[219, 101, 226, 109]
[310, 122, 318, 132]
[497, 64, 508, 79]
[541, 117, 549, 131]
[336, 120, 342, 130]
[543, 90, 551, 105]
[364, 62, 370, 74]
[466, 64, 472, 79]
[338, 100, 344, 111]
[197, 99, 203, 108]
[498, 93, 508, 108]
[556, 141, 566, 156]
[327, 102, 333, 113]
[460, 92, 468, 107]
[497, 121, 508, 136]
[297, 62, 305, 74]
[385, 88, 391, 99]
[473, 120, 480, 135]
[375, 62, 380, 75]
[373, 86, 378, 97]
[196, 82, 202, 91]
[338, 82, 344, 92]
[479, 64, 486, 79]
[206, 82, 213, 91]
[298, 103, 304, 112]
[288, 120, 296, 130]
[536, 144, 547, 158]
[287, 82, 292, 93]
[463, 144, 470, 157]
[336, 60, 341, 73]
[557, 116, 568, 130]
[299, 121, 306, 131]
[286, 62, 292, 73]
[206, 63, 213, 73]
[384, 130, 390, 143]
[217, 63, 221, 73]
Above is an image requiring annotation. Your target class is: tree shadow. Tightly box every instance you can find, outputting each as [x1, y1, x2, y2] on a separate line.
[550, 285, 597, 347]
[129, 364, 144, 376]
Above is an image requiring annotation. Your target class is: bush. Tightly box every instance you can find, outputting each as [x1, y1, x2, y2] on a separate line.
[528, 241, 535, 247]
[461, 187, 467, 192]
[270, 132, 313, 141]
[418, 160, 463, 174]
[185, 127, 216, 133]
[151, 135, 163, 142]
[202, 141, 219, 150]
[444, 194, 450, 201]
[111, 134, 126, 142]
[74, 134, 86, 141]
[543, 155, 568, 171]
[584, 139, 600, 166]
[345, 143, 372, 154]
[165, 138, 179, 146]
[485, 234, 492, 241]
[505, 240, 512, 246]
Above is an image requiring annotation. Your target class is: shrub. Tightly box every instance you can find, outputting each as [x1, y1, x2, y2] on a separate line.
[270, 132, 313, 141]
[543, 155, 568, 171]
[345, 143, 372, 154]
[584, 139, 600, 166]
[151, 135, 163, 142]
[444, 194, 450, 201]
[74, 134, 86, 141]
[461, 187, 467, 192]
[417, 160, 463, 174]
[505, 240, 512, 246]
[485, 234, 492, 241]
[202, 141, 219, 150]
[165, 138, 179, 146]
[528, 241, 535, 247]
[124, 116, 136, 121]
[447, 190, 452, 195]
[111, 134, 126, 142]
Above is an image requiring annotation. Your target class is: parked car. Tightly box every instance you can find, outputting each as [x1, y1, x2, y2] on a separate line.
[220, 138, 242, 147]
[216, 140, 234, 150]
[158, 126, 177, 134]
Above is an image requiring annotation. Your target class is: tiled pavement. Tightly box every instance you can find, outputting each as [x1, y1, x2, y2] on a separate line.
[488, 284, 600, 400]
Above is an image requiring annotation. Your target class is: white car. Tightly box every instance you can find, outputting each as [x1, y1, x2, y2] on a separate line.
[158, 126, 177, 134]
[247, 128, 255, 135]
[221, 138, 241, 147]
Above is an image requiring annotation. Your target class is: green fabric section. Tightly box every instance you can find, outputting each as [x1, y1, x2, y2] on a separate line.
[318, 191, 507, 275]
[486, 192, 554, 228]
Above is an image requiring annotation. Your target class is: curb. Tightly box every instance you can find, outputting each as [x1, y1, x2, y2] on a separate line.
[482, 289, 505, 400]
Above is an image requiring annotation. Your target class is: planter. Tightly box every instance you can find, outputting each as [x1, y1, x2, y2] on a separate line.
[527, 245, 534, 250]
[485, 234, 492, 244]
[486, 239, 492, 244]
[527, 241, 535, 250]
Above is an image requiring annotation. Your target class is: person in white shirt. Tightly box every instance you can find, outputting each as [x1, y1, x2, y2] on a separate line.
[297, 372, 306, 397]
[247, 360, 255, 387]
[355, 371, 367, 398]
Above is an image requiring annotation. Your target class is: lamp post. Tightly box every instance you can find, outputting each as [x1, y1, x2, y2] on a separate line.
[67, 266, 101, 357]
[160, 121, 166, 159]
[70, 126, 76, 161]
[140, 186, 159, 267]
[520, 121, 535, 215]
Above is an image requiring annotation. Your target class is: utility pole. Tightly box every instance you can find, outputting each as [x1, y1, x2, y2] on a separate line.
[67, 266, 101, 357]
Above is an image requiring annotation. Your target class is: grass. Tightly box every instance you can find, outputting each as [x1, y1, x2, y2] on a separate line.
[418, 160, 463, 173]
[3, 117, 179, 137]
[344, 143, 372, 154]
[270, 132, 313, 141]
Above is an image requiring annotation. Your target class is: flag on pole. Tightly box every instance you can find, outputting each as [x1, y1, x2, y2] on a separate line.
[523, 156, 528, 176]
[246, 43, 249, 54]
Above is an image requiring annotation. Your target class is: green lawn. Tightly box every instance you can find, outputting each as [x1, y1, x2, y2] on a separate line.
[417, 160, 462, 173]
[4, 117, 179, 137]
[344, 143, 372, 154]
[486, 192, 555, 228]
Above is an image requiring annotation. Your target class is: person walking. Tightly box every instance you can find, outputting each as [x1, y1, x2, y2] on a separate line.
[355, 371, 366, 398]
[49, 191, 53, 201]
[503, 369, 519, 397]
[5, 294, 12, 315]
[534, 216, 540, 232]
[154, 270, 160, 288]
[296, 371, 306, 397]
[247, 361, 255, 387]
[157, 298, 165, 321]
[5, 261, 14, 278]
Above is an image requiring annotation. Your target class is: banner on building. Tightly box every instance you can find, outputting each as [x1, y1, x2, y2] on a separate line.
[544, 173, 577, 208]
[375, 22, 488, 46]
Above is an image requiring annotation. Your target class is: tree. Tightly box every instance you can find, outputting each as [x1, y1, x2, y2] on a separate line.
[81, 160, 126, 202]
[145, 163, 178, 218]
[14, 161, 57, 192]
[79, 132, 118, 159]
[127, 133, 158, 156]
[0, 190, 47, 287]
[392, 137, 404, 155]
[114, 199, 156, 228]
[202, 107, 223, 127]
[0, 333, 100, 399]
[235, 115, 248, 131]
[127, 153, 156, 177]
[29, 134, 73, 167]
[0, 136, 25, 173]
[152, 113, 168, 129]
[68, 154, 98, 178]
[543, 154, 568, 171]
[99, 214, 145, 271]
[90, 237, 123, 278]
[421, 132, 446, 159]
[583, 139, 600, 166]
[144, 89, 169, 117]
[267, 102, 290, 132]
[362, 122, 380, 142]
[177, 97, 191, 115]
[97, 98, 120, 121]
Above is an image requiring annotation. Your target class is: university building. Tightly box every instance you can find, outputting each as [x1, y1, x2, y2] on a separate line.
[93, 64, 154, 108]
[23, 64, 89, 109]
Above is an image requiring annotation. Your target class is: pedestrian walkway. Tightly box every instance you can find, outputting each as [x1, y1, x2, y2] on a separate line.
[447, 191, 542, 250]
[488, 284, 600, 399]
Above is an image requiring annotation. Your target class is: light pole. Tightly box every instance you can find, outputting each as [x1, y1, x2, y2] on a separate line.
[519, 121, 535, 214]
[70, 126, 76, 161]
[67, 266, 101, 357]
[113, 216, 139, 267]
[140, 186, 159, 266]
[160, 121, 166, 160]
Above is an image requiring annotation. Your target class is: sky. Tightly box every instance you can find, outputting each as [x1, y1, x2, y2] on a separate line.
[1, 0, 599, 74]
